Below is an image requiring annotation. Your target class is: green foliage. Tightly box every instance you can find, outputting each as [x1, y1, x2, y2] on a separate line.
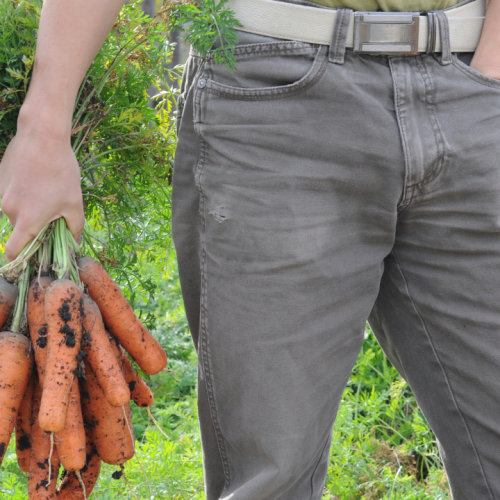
[0, 0, 179, 326]
[74, 0, 181, 326]
[325, 328, 449, 499]
[172, 0, 242, 70]
[0, 0, 40, 150]
[0, 0, 242, 327]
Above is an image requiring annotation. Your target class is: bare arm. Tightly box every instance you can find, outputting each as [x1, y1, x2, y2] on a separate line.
[0, 0, 126, 260]
[471, 0, 500, 78]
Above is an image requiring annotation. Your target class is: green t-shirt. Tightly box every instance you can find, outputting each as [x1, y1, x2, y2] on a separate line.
[306, 0, 462, 10]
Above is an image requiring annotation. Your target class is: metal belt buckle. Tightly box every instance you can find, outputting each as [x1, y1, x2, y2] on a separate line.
[353, 12, 420, 55]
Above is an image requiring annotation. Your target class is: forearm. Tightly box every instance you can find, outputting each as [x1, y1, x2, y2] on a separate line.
[19, 0, 126, 138]
[471, 0, 500, 77]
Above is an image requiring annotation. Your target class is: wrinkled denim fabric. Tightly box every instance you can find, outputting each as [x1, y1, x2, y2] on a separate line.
[172, 22, 500, 500]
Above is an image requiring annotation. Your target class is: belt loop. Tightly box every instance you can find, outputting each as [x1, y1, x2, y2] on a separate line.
[329, 8, 353, 65]
[435, 11, 452, 65]
[426, 11, 437, 54]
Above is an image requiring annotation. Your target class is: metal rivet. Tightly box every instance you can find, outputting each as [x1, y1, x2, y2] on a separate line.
[198, 78, 207, 89]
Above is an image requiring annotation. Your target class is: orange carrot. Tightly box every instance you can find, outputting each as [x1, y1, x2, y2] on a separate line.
[57, 428, 101, 499]
[27, 276, 55, 385]
[15, 371, 36, 472]
[78, 257, 167, 375]
[0, 331, 34, 466]
[0, 277, 18, 330]
[39, 280, 83, 433]
[82, 295, 130, 407]
[54, 379, 86, 471]
[116, 344, 154, 408]
[81, 361, 134, 465]
[28, 379, 60, 500]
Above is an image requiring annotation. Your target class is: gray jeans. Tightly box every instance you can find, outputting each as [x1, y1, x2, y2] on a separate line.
[172, 10, 500, 500]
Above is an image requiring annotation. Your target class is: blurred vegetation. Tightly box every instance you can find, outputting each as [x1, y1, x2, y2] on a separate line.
[0, 0, 241, 329]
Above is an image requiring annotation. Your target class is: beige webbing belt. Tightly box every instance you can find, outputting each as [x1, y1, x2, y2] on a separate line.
[226, 0, 486, 53]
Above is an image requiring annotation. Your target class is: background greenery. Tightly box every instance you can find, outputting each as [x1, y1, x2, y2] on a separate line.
[0, 0, 450, 498]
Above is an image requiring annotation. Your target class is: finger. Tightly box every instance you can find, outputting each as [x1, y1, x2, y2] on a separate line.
[5, 221, 41, 262]
[60, 208, 85, 245]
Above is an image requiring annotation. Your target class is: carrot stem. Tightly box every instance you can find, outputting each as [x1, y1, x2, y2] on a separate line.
[52, 218, 81, 283]
[0, 224, 50, 275]
[10, 263, 31, 333]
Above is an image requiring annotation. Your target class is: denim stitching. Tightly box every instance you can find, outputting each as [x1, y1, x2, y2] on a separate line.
[411, 56, 449, 189]
[452, 57, 500, 90]
[206, 46, 327, 101]
[193, 70, 232, 489]
[389, 58, 413, 212]
[392, 251, 496, 500]
[330, 9, 351, 65]
[308, 431, 332, 500]
[214, 41, 315, 60]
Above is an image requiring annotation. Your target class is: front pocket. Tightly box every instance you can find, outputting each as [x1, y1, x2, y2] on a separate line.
[452, 53, 500, 91]
[205, 43, 328, 101]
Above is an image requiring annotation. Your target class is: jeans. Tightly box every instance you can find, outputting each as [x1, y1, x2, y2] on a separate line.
[171, 8, 500, 499]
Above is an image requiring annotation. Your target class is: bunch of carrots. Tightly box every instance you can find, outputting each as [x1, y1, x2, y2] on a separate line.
[0, 218, 168, 499]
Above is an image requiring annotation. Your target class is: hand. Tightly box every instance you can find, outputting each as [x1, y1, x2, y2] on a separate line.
[469, 57, 500, 81]
[0, 117, 84, 261]
[470, 0, 500, 80]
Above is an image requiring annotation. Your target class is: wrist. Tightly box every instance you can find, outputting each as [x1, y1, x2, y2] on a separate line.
[17, 91, 74, 141]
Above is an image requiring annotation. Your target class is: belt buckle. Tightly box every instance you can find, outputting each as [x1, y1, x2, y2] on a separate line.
[353, 12, 420, 55]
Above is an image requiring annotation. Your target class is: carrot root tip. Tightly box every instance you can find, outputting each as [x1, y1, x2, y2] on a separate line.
[76, 470, 88, 500]
[147, 406, 169, 440]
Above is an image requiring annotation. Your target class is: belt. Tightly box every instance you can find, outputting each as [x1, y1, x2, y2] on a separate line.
[226, 0, 486, 54]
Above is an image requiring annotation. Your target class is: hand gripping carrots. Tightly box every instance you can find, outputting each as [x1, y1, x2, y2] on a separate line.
[0, 218, 168, 498]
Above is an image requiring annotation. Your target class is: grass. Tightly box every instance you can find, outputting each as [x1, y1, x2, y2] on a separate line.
[0, 265, 450, 500]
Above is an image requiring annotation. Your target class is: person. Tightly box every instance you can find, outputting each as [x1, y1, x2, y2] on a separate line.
[1, 0, 500, 499]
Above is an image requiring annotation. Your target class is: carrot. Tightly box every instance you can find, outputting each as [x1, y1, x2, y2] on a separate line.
[0, 277, 18, 330]
[0, 331, 34, 467]
[39, 280, 83, 433]
[54, 379, 86, 471]
[27, 276, 55, 385]
[81, 361, 134, 465]
[57, 428, 101, 499]
[15, 371, 36, 472]
[28, 379, 60, 500]
[115, 342, 154, 408]
[78, 257, 167, 375]
[82, 295, 130, 407]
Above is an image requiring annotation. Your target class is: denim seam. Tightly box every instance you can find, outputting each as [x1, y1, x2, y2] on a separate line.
[211, 42, 315, 60]
[308, 431, 332, 500]
[389, 58, 413, 212]
[193, 72, 232, 489]
[451, 57, 500, 90]
[392, 251, 495, 500]
[205, 46, 327, 101]
[410, 57, 449, 190]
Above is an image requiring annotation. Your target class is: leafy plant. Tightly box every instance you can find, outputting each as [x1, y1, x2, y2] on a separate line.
[0, 0, 242, 329]
[171, 0, 242, 70]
